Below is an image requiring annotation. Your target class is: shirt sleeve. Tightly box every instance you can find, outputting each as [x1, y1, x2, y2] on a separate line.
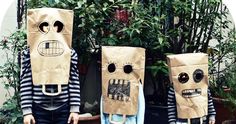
[208, 89, 216, 120]
[69, 49, 81, 113]
[20, 49, 33, 116]
[167, 86, 177, 124]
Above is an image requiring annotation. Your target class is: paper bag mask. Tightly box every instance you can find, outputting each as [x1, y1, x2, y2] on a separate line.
[167, 53, 208, 119]
[102, 46, 145, 119]
[27, 8, 74, 96]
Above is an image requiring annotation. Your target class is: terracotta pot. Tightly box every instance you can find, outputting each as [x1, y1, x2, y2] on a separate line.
[213, 97, 236, 124]
[222, 120, 236, 124]
[79, 115, 101, 124]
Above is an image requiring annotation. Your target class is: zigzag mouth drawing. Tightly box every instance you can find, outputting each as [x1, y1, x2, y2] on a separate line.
[107, 79, 130, 102]
[38, 40, 64, 57]
[182, 88, 202, 98]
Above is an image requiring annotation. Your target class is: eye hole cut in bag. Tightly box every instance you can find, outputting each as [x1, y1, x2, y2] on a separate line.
[27, 8, 74, 96]
[102, 46, 145, 124]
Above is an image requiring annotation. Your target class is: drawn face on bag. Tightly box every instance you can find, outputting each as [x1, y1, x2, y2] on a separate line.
[27, 8, 74, 96]
[102, 46, 145, 115]
[167, 53, 208, 119]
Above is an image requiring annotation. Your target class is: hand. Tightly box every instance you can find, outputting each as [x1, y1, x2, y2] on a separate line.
[209, 119, 215, 124]
[68, 112, 79, 124]
[23, 114, 35, 124]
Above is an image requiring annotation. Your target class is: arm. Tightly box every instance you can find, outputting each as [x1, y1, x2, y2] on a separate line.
[68, 49, 80, 124]
[20, 49, 35, 124]
[208, 89, 216, 124]
[20, 49, 33, 116]
[167, 86, 177, 124]
[137, 83, 145, 124]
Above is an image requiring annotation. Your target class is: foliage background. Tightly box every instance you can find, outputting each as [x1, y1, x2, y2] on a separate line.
[0, 0, 236, 123]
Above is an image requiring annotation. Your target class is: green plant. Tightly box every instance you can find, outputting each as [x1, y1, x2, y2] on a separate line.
[223, 69, 236, 112]
[0, 1, 234, 124]
[26, 0, 170, 104]
[209, 24, 236, 117]
[0, 28, 27, 124]
[207, 4, 236, 91]
[209, 28, 236, 88]
[26, 0, 233, 106]
[213, 59, 236, 115]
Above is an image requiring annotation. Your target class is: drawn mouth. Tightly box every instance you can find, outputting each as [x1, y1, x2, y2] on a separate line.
[182, 88, 202, 98]
[107, 79, 130, 101]
[38, 40, 64, 57]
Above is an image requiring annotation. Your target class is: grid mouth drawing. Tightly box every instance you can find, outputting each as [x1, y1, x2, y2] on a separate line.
[37, 40, 64, 57]
[107, 79, 130, 102]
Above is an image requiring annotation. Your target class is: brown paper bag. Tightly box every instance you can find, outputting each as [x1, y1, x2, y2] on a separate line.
[167, 53, 208, 119]
[27, 8, 74, 96]
[102, 46, 145, 117]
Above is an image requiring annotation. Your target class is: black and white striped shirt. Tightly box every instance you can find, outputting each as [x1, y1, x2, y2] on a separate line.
[167, 86, 216, 124]
[20, 48, 80, 116]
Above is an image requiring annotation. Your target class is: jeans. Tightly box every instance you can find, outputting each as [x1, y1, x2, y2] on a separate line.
[32, 103, 70, 124]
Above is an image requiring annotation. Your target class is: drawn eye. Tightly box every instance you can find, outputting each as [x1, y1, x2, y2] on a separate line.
[178, 72, 189, 84]
[53, 21, 64, 33]
[123, 65, 133, 74]
[193, 69, 204, 83]
[108, 63, 116, 73]
[39, 22, 49, 33]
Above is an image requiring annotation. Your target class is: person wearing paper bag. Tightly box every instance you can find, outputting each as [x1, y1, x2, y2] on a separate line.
[100, 46, 145, 124]
[20, 8, 80, 124]
[167, 53, 216, 124]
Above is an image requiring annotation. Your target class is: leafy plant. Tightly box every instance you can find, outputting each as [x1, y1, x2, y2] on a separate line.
[213, 59, 236, 115]
[0, 95, 23, 124]
[0, 28, 27, 124]
[26, 0, 233, 106]
[0, 1, 233, 124]
[208, 5, 236, 92]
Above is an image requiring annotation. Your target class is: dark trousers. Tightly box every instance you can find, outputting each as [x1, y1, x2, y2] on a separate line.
[178, 116, 207, 124]
[32, 103, 70, 124]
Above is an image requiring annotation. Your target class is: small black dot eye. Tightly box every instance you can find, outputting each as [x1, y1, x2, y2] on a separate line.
[193, 69, 204, 83]
[178, 72, 189, 84]
[53, 21, 64, 33]
[39, 22, 49, 33]
[124, 65, 133, 74]
[108, 63, 116, 73]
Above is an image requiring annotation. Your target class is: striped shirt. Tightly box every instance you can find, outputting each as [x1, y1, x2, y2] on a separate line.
[167, 86, 216, 124]
[20, 48, 80, 116]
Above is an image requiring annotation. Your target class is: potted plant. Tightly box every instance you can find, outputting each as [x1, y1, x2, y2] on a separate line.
[212, 62, 236, 124]
[208, 31, 236, 124]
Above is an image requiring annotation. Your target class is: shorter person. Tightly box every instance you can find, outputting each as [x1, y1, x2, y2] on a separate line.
[100, 46, 146, 124]
[166, 53, 216, 124]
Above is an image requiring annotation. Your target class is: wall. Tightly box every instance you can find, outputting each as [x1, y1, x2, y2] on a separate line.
[0, 0, 17, 106]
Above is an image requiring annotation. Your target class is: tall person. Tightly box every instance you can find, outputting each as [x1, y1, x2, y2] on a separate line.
[20, 8, 80, 124]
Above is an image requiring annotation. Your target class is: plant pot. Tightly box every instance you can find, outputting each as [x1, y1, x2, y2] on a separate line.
[213, 97, 236, 124]
[79, 115, 101, 124]
[222, 120, 236, 124]
[0, 119, 5, 124]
